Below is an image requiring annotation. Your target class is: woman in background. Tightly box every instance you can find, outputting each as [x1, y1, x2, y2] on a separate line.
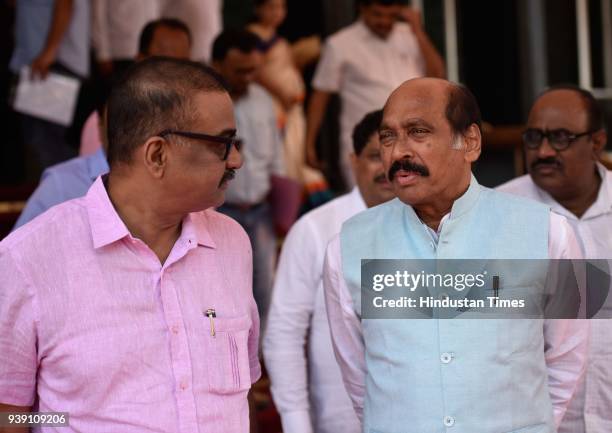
[248, 0, 329, 208]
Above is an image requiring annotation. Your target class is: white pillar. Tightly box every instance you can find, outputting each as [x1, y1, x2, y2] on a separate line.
[576, 0, 593, 89]
[601, 0, 612, 88]
[443, 0, 459, 82]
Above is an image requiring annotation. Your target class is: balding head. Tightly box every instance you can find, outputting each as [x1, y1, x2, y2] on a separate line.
[378, 78, 482, 208]
[385, 78, 482, 139]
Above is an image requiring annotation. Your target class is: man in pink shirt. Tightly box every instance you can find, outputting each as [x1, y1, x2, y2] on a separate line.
[0, 57, 260, 432]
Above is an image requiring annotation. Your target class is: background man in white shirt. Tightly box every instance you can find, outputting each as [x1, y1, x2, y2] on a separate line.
[162, 0, 223, 63]
[213, 30, 285, 332]
[305, 0, 445, 187]
[92, 0, 162, 78]
[264, 109, 394, 433]
[498, 86, 612, 433]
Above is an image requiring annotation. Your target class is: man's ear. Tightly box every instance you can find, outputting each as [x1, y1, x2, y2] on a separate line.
[592, 128, 607, 159]
[143, 136, 168, 178]
[463, 123, 482, 163]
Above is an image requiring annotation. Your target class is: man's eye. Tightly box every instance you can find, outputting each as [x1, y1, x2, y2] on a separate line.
[410, 128, 429, 135]
[379, 132, 395, 144]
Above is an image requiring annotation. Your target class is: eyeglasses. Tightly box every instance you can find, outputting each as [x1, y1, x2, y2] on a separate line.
[522, 128, 594, 151]
[158, 129, 243, 160]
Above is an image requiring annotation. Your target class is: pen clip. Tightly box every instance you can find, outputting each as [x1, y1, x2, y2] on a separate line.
[205, 308, 216, 337]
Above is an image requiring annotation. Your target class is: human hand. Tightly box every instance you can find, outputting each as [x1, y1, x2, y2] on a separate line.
[400, 6, 423, 33]
[30, 50, 55, 80]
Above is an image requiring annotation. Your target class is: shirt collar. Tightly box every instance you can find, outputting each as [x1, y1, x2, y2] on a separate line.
[401, 174, 480, 238]
[531, 162, 612, 221]
[448, 173, 482, 220]
[185, 212, 217, 249]
[351, 187, 368, 212]
[85, 176, 217, 250]
[86, 176, 131, 249]
[580, 162, 612, 219]
[87, 148, 109, 181]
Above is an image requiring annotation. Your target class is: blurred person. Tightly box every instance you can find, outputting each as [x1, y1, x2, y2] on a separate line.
[81, 17, 192, 157]
[212, 29, 285, 332]
[13, 104, 108, 229]
[0, 57, 260, 432]
[92, 0, 162, 79]
[10, 0, 90, 172]
[247, 0, 329, 203]
[498, 86, 612, 433]
[13, 17, 194, 230]
[161, 0, 222, 63]
[264, 110, 393, 433]
[323, 78, 588, 432]
[136, 18, 192, 61]
[306, 0, 445, 187]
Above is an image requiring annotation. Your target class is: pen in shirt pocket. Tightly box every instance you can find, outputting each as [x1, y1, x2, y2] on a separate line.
[205, 308, 216, 337]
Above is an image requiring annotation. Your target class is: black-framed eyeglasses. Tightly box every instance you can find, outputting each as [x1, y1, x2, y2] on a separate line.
[158, 129, 243, 160]
[522, 128, 595, 151]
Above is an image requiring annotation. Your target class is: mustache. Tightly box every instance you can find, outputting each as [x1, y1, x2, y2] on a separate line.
[388, 159, 430, 182]
[531, 157, 562, 171]
[373, 173, 388, 184]
[219, 169, 236, 187]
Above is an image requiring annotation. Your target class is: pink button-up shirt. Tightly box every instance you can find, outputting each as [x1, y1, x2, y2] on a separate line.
[0, 176, 261, 433]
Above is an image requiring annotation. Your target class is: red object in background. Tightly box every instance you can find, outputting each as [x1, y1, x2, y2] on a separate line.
[268, 175, 303, 237]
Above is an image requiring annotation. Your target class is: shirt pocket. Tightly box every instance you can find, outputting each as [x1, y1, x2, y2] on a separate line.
[204, 314, 253, 395]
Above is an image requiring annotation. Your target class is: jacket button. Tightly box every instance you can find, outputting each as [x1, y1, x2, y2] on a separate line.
[440, 352, 453, 364]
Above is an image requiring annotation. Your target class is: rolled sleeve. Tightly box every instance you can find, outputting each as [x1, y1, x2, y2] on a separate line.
[0, 247, 38, 406]
[312, 40, 343, 93]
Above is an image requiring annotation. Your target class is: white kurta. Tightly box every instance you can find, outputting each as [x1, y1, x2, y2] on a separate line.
[263, 188, 365, 433]
[312, 20, 426, 186]
[160, 0, 222, 63]
[92, 0, 162, 61]
[498, 163, 612, 433]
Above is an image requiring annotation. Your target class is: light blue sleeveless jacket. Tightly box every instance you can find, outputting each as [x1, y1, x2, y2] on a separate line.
[340, 177, 554, 433]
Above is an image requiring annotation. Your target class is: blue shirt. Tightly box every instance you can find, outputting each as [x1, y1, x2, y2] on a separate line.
[14, 148, 109, 229]
[10, 0, 90, 77]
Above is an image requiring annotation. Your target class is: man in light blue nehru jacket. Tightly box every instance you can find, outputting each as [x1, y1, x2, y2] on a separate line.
[322, 77, 589, 433]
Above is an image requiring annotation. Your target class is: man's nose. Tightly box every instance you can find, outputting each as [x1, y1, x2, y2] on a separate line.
[226, 143, 243, 169]
[537, 137, 557, 159]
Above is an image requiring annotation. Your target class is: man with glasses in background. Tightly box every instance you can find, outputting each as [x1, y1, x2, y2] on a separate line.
[0, 57, 261, 432]
[212, 29, 285, 332]
[498, 86, 612, 433]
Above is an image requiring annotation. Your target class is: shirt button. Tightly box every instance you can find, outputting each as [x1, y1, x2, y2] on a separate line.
[443, 415, 455, 427]
[440, 352, 453, 364]
[180, 381, 188, 391]
[171, 325, 179, 335]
